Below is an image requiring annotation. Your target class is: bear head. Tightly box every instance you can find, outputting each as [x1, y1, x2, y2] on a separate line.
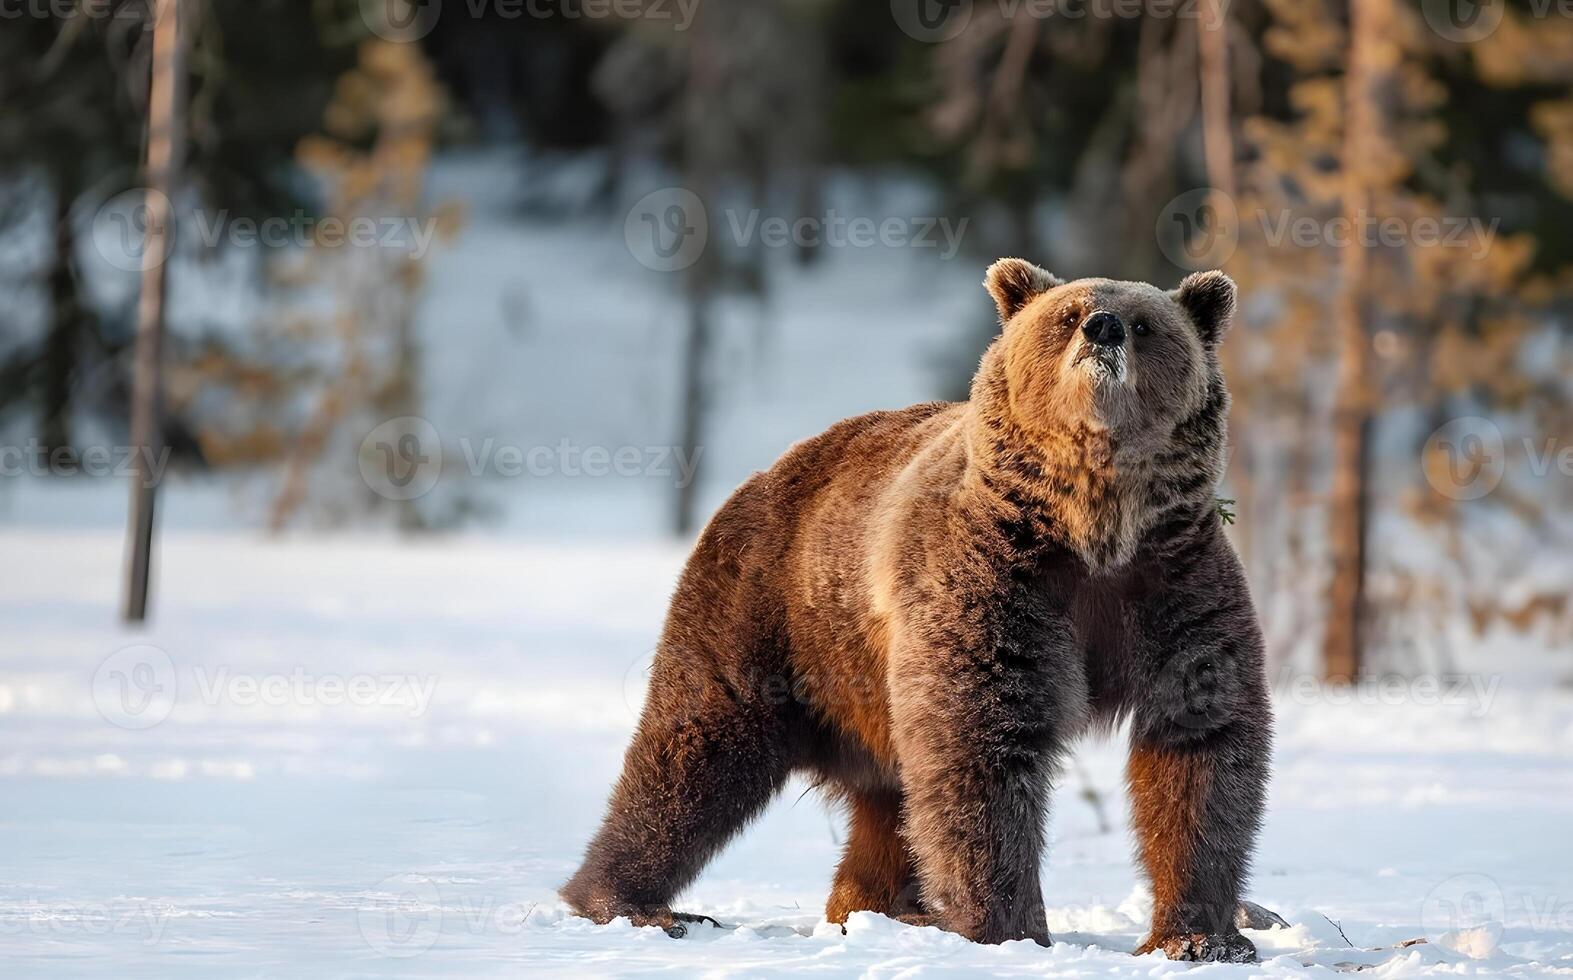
[982, 258, 1234, 457]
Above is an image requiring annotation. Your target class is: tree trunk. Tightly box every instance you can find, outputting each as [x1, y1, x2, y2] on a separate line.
[1197, 1, 1233, 202]
[1322, 0, 1385, 681]
[1197, 0, 1257, 577]
[41, 172, 84, 458]
[672, 291, 711, 537]
[124, 0, 184, 623]
[672, 10, 718, 537]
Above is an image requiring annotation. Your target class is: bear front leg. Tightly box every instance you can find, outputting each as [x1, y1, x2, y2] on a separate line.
[1128, 523, 1272, 962]
[888, 601, 1081, 946]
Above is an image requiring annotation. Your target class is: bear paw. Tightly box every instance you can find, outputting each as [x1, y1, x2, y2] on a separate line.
[1140, 931, 1257, 962]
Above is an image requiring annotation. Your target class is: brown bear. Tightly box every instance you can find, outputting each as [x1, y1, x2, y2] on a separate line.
[562, 259, 1273, 963]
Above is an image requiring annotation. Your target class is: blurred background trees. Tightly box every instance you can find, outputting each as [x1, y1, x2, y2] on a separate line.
[2, 0, 1570, 676]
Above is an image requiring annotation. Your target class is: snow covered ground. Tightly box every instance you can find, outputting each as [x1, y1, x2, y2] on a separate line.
[3, 529, 1572, 978]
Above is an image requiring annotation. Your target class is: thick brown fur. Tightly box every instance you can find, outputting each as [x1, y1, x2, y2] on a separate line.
[562, 259, 1273, 960]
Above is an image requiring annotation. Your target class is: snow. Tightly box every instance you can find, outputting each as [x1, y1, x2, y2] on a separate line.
[3, 529, 1572, 978]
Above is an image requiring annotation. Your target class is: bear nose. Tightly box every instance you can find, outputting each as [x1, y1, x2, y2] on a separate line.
[1082, 310, 1126, 347]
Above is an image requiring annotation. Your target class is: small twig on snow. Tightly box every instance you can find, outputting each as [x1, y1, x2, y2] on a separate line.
[1322, 913, 1355, 948]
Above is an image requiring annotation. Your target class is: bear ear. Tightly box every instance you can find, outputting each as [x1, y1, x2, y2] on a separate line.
[1172, 270, 1237, 347]
[984, 258, 1063, 324]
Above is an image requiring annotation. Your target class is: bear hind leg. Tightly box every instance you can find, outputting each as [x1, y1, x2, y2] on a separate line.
[562, 664, 791, 935]
[825, 789, 925, 925]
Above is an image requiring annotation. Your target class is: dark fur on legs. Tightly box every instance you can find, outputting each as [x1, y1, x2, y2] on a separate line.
[1125, 514, 1271, 960]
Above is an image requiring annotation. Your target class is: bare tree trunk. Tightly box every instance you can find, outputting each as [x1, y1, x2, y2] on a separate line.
[1322, 0, 1385, 681]
[673, 289, 711, 536]
[672, 11, 718, 537]
[1197, 0, 1233, 203]
[1195, 0, 1258, 582]
[123, 0, 183, 623]
[1197, 0, 1256, 574]
[42, 173, 84, 458]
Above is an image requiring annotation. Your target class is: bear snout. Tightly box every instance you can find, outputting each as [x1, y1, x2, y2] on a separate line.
[1082, 310, 1126, 347]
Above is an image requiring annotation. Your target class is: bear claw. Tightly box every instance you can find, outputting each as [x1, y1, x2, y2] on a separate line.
[662, 911, 721, 938]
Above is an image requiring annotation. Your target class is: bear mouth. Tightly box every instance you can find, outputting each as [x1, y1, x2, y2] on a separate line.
[1074, 342, 1129, 385]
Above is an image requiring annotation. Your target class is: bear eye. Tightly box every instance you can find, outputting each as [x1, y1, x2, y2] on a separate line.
[1133, 321, 1150, 337]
